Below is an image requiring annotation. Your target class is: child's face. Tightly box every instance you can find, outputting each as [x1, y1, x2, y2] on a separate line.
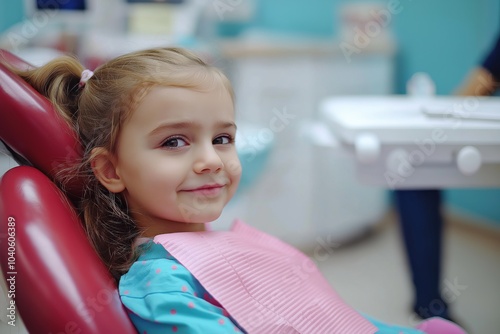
[112, 83, 241, 235]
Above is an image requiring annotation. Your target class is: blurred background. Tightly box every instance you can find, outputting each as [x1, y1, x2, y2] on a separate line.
[0, 0, 499, 333]
[1, 0, 497, 231]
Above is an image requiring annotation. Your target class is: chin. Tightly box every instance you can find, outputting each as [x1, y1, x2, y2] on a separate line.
[181, 210, 223, 224]
[201, 211, 222, 223]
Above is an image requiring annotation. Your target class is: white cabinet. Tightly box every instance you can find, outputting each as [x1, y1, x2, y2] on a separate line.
[225, 49, 394, 147]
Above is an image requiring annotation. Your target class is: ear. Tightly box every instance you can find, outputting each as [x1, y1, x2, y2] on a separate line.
[91, 147, 125, 193]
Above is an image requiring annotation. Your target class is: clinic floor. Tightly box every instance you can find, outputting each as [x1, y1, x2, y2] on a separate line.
[312, 209, 500, 334]
[1, 210, 498, 334]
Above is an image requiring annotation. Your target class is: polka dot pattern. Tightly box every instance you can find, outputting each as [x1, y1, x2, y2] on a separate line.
[120, 242, 246, 333]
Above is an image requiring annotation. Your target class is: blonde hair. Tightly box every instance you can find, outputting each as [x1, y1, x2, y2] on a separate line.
[11, 47, 234, 280]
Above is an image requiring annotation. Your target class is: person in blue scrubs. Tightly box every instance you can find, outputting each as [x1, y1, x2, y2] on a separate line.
[395, 32, 499, 321]
[36, 0, 87, 10]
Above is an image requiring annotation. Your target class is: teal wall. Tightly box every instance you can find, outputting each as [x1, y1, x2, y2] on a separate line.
[247, 0, 499, 94]
[390, 0, 499, 95]
[1, 0, 499, 224]
[251, 0, 337, 37]
[0, 1, 24, 33]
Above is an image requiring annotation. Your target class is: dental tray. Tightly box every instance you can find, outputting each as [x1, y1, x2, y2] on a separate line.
[319, 96, 500, 188]
[422, 106, 500, 122]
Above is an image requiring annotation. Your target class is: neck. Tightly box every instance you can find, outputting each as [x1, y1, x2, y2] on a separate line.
[137, 220, 207, 237]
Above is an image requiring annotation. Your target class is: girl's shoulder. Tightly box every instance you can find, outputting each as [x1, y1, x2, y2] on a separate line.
[119, 242, 241, 332]
[119, 241, 205, 298]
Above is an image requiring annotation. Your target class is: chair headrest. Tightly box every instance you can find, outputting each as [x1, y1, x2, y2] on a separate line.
[0, 49, 84, 198]
[0, 49, 34, 71]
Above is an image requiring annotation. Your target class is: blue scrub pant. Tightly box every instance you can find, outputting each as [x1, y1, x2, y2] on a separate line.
[394, 190, 450, 319]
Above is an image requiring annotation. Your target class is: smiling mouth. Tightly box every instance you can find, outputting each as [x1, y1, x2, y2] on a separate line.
[182, 185, 225, 197]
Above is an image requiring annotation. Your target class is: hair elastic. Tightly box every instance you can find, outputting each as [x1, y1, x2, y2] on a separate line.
[79, 69, 94, 88]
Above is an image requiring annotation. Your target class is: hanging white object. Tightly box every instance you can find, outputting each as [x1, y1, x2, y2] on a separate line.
[406, 72, 436, 96]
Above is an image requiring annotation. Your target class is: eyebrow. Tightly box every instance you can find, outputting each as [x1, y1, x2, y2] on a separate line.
[149, 121, 237, 136]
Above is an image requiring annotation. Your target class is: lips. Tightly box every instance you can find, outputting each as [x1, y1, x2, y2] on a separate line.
[187, 184, 224, 191]
[181, 184, 225, 197]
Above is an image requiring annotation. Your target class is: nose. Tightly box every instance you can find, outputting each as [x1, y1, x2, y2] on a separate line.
[193, 144, 224, 174]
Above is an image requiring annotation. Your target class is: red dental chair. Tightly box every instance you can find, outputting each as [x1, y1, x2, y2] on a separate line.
[0, 50, 136, 333]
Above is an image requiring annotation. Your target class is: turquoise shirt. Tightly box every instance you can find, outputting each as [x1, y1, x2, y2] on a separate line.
[119, 242, 245, 333]
[119, 242, 424, 334]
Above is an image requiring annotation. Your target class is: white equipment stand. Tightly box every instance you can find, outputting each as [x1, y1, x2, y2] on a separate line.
[320, 96, 500, 189]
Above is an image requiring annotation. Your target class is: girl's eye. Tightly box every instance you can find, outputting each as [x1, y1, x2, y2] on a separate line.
[162, 137, 188, 148]
[213, 135, 233, 145]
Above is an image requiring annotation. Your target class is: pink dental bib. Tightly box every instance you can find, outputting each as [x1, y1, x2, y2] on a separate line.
[153, 220, 377, 334]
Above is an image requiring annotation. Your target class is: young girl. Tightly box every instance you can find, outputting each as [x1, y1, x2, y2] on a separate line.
[9, 47, 465, 333]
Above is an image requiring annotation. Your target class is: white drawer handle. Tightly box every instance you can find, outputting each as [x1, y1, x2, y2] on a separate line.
[456, 146, 482, 175]
[355, 133, 380, 164]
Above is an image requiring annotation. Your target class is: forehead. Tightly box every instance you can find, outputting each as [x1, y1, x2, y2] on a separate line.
[125, 83, 235, 131]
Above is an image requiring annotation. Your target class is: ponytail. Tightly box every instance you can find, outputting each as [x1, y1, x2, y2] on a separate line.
[11, 56, 84, 125]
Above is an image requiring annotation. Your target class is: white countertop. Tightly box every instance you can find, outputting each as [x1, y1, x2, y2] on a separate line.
[321, 95, 500, 145]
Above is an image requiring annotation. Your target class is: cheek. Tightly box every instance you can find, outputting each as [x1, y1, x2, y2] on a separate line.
[126, 161, 186, 214]
[120, 153, 184, 195]
[142, 160, 186, 190]
[224, 153, 242, 185]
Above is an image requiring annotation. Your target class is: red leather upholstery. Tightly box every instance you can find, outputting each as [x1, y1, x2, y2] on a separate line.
[0, 167, 135, 333]
[0, 50, 33, 72]
[0, 50, 135, 333]
[0, 50, 83, 199]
